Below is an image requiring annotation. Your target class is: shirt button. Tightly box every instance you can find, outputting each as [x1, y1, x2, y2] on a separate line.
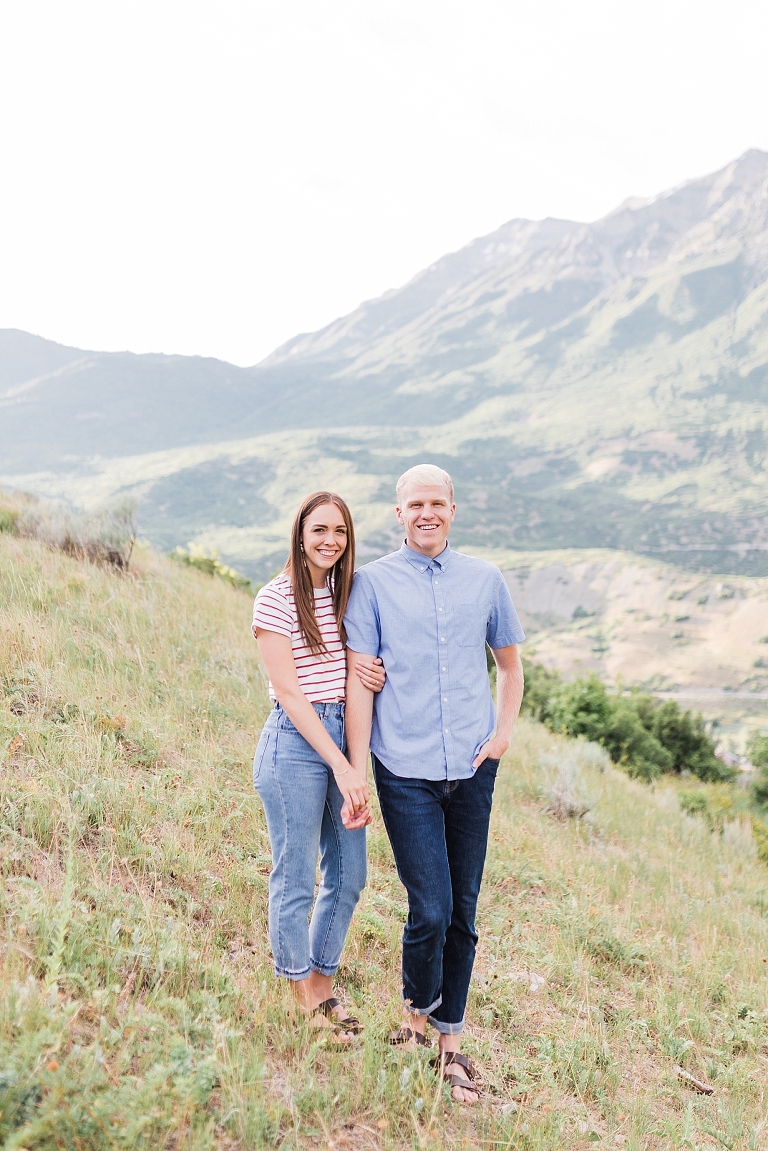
[443, 696, 448, 702]
[440, 637, 446, 642]
[442, 666, 447, 671]
[444, 728, 450, 733]
[438, 607, 443, 612]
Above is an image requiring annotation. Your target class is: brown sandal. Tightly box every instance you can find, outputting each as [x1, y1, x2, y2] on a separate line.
[388, 1027, 431, 1047]
[314, 997, 362, 1035]
[431, 1051, 481, 1097]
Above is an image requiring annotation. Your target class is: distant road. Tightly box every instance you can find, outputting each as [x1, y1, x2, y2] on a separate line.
[655, 690, 768, 702]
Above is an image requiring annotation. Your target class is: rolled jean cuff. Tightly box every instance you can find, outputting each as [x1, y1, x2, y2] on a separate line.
[275, 964, 311, 981]
[427, 1014, 465, 1036]
[310, 959, 339, 977]
[404, 994, 442, 1017]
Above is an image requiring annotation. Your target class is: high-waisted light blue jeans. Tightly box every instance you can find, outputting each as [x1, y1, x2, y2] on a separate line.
[253, 702, 367, 980]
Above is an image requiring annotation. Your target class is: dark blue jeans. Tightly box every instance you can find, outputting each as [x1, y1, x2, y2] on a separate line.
[372, 755, 499, 1035]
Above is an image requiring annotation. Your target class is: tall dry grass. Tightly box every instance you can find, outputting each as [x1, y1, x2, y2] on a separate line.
[0, 490, 138, 568]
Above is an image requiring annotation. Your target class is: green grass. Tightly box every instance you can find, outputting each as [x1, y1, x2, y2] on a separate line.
[3, 534, 768, 1149]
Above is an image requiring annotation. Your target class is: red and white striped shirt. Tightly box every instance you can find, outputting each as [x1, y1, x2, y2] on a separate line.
[252, 573, 346, 703]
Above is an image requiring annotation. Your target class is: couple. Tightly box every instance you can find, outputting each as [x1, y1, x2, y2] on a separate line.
[251, 464, 524, 1103]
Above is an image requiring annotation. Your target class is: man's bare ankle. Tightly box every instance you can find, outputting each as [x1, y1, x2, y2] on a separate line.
[438, 1033, 461, 1053]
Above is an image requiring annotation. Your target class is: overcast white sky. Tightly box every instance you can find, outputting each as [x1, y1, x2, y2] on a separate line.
[1, 1, 767, 367]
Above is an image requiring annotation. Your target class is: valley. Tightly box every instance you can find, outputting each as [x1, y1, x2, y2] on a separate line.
[2, 149, 767, 583]
[484, 548, 768, 743]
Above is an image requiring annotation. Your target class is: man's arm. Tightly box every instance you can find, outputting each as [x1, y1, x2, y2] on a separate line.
[472, 643, 524, 768]
[346, 648, 376, 774]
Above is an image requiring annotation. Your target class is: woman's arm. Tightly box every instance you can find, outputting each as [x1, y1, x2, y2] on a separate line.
[255, 628, 370, 826]
[354, 654, 386, 692]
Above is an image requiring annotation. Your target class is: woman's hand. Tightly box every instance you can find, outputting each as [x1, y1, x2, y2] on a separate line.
[335, 766, 371, 829]
[354, 655, 386, 693]
[343, 804, 373, 831]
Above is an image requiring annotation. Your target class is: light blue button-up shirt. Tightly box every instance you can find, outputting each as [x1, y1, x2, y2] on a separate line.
[344, 541, 525, 781]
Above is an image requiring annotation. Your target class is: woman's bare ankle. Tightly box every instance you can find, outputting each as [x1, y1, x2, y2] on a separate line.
[306, 971, 334, 1007]
[289, 977, 315, 1012]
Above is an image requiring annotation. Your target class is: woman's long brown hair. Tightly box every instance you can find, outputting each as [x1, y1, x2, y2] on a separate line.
[285, 491, 356, 656]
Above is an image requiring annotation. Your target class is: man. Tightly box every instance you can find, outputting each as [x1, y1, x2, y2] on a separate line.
[345, 463, 524, 1104]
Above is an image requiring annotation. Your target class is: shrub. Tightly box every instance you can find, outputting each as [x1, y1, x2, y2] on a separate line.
[650, 699, 726, 781]
[3, 491, 138, 569]
[547, 674, 614, 745]
[748, 732, 768, 806]
[520, 655, 562, 723]
[604, 695, 673, 780]
[539, 745, 604, 820]
[751, 816, 768, 863]
[169, 547, 255, 594]
[679, 790, 709, 819]
[521, 658, 729, 783]
[680, 788, 736, 831]
[748, 731, 768, 771]
[29, 498, 138, 568]
[548, 678, 670, 780]
[0, 506, 19, 533]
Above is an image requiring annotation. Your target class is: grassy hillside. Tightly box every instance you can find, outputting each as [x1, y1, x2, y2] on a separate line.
[3, 537, 768, 1149]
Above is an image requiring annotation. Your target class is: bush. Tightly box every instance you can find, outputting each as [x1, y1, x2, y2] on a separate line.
[650, 699, 728, 781]
[169, 547, 255, 594]
[1, 491, 138, 568]
[748, 732, 768, 770]
[680, 788, 736, 831]
[748, 732, 768, 806]
[0, 506, 19, 533]
[521, 658, 730, 783]
[547, 677, 671, 780]
[520, 655, 562, 723]
[751, 816, 768, 863]
[539, 745, 605, 820]
[547, 673, 614, 745]
[604, 695, 674, 781]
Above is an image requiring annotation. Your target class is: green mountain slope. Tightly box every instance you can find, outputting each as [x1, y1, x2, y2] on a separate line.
[2, 150, 767, 578]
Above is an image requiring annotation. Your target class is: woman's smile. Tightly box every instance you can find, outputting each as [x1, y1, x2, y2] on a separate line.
[302, 503, 349, 586]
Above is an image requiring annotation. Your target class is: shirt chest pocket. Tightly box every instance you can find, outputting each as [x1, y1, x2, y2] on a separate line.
[452, 602, 490, 648]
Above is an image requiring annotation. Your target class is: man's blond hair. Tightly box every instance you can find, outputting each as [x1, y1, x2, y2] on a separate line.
[396, 464, 454, 504]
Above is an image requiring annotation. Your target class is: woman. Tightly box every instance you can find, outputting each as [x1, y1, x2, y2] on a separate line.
[251, 491, 384, 1038]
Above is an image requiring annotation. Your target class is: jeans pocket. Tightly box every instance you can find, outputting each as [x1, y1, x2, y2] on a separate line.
[253, 728, 272, 786]
[276, 709, 297, 733]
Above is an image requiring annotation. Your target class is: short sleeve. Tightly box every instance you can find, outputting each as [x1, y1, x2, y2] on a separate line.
[344, 571, 381, 654]
[252, 582, 294, 639]
[486, 571, 525, 649]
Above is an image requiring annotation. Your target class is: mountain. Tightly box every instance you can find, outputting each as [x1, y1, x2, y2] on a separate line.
[1, 149, 768, 580]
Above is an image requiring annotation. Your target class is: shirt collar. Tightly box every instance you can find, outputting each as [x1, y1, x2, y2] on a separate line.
[400, 540, 451, 573]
